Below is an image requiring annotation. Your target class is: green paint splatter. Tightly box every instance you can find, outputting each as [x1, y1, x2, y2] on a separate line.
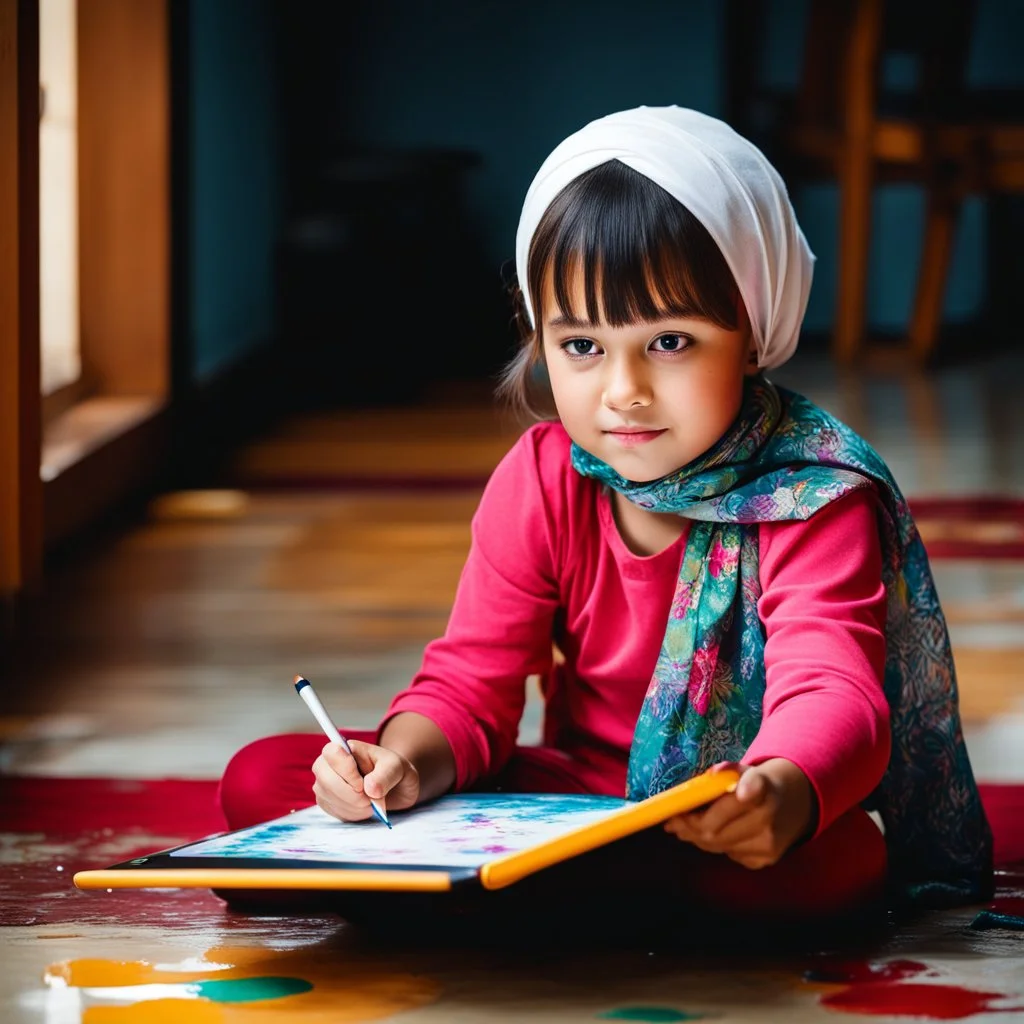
[598, 1008, 704, 1023]
[190, 976, 313, 1003]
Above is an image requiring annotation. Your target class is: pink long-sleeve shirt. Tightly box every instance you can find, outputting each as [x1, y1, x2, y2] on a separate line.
[381, 421, 891, 836]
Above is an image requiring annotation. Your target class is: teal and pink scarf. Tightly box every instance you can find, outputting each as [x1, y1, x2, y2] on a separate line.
[572, 376, 993, 906]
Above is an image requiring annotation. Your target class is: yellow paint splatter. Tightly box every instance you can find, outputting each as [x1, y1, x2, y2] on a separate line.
[85, 1000, 226, 1024]
[46, 945, 442, 1023]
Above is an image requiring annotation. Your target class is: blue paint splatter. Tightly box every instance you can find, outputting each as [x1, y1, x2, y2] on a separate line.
[191, 976, 313, 1003]
[598, 1008, 705, 1022]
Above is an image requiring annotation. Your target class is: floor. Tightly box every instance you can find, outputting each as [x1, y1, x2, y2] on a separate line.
[2, 350, 1024, 1023]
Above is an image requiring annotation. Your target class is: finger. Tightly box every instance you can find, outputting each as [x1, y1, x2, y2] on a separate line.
[320, 743, 366, 794]
[663, 812, 699, 840]
[670, 806, 768, 855]
[722, 838, 782, 870]
[663, 801, 720, 839]
[664, 807, 743, 853]
[683, 791, 754, 838]
[316, 765, 368, 818]
[699, 808, 771, 852]
[343, 738, 382, 777]
[360, 749, 407, 802]
[311, 757, 372, 815]
[734, 769, 770, 805]
[312, 777, 372, 823]
[672, 780, 777, 842]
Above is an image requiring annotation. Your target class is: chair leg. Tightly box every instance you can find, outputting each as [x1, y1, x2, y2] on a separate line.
[833, 151, 874, 366]
[832, 0, 882, 366]
[908, 189, 960, 365]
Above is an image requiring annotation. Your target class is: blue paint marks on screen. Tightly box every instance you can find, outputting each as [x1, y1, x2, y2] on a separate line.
[170, 792, 631, 868]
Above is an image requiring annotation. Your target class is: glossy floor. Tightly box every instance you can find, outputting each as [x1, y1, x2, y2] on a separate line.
[3, 351, 1023, 1023]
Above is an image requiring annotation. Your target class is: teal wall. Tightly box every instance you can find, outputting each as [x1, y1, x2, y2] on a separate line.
[315, 0, 1022, 340]
[331, 0, 725, 284]
[188, 0, 280, 384]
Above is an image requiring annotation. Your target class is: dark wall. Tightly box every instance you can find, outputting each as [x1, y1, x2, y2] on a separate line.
[273, 0, 725, 402]
[278, 1, 724, 264]
[181, 0, 1023, 402]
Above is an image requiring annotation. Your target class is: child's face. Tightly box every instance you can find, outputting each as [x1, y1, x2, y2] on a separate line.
[540, 268, 758, 483]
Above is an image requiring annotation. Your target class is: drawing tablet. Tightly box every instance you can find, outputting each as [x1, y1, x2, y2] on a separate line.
[73, 768, 739, 894]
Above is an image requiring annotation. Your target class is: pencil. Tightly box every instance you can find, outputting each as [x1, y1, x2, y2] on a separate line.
[293, 674, 392, 828]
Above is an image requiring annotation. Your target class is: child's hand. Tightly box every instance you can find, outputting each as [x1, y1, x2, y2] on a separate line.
[662, 759, 815, 869]
[312, 740, 421, 823]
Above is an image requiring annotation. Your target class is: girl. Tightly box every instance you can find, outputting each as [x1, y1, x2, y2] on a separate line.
[220, 106, 992, 919]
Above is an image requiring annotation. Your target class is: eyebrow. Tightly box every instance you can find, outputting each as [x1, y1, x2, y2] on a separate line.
[545, 312, 597, 330]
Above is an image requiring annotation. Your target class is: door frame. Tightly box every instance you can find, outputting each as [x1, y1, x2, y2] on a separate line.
[0, 0, 44, 626]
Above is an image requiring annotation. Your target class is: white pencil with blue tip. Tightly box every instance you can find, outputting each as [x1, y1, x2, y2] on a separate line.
[293, 674, 392, 829]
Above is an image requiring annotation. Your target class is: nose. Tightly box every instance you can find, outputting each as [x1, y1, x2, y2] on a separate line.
[602, 356, 652, 411]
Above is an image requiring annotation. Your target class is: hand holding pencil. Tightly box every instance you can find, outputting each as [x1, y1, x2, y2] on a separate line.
[296, 675, 422, 827]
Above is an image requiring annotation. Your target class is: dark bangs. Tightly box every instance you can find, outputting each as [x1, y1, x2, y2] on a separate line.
[527, 159, 739, 333]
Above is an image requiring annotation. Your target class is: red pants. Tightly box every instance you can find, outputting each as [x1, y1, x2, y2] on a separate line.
[219, 732, 887, 922]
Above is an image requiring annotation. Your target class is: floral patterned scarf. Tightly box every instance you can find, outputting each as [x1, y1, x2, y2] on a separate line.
[571, 375, 993, 906]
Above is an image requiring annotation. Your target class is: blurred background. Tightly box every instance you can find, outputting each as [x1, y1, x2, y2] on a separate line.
[1, 0, 1023, 761]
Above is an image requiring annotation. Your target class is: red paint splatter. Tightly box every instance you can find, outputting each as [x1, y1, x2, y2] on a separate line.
[803, 958, 931, 984]
[0, 777, 229, 927]
[821, 982, 1016, 1019]
[806, 956, 1024, 1019]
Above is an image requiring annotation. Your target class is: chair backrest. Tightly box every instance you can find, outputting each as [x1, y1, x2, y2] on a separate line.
[726, 0, 990, 147]
[794, 0, 978, 131]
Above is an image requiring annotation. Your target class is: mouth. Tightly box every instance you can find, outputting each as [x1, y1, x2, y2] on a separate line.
[604, 428, 667, 448]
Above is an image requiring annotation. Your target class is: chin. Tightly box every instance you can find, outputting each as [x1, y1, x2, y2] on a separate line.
[605, 456, 672, 485]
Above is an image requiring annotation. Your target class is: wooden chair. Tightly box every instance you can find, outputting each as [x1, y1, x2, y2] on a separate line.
[726, 0, 1024, 367]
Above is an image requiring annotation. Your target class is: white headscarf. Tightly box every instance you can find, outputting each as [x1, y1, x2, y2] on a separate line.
[514, 105, 815, 370]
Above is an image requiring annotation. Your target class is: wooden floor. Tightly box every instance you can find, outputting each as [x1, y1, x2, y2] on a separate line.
[2, 352, 1024, 1022]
